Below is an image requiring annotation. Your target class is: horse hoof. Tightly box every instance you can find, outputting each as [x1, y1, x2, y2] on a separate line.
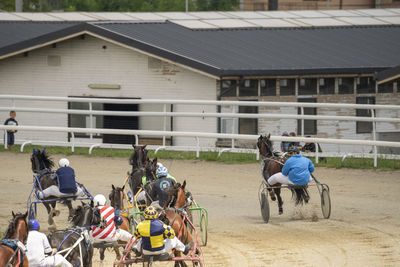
[270, 195, 276, 201]
[54, 209, 60, 216]
[279, 209, 283, 215]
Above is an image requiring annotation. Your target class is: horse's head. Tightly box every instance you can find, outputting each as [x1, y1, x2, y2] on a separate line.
[71, 201, 102, 228]
[169, 180, 191, 209]
[5, 211, 28, 242]
[109, 184, 125, 210]
[257, 134, 273, 158]
[31, 148, 54, 173]
[144, 158, 158, 182]
[129, 144, 148, 170]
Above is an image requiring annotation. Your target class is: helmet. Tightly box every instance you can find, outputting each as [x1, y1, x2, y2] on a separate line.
[156, 166, 168, 178]
[28, 219, 40, 231]
[59, 158, 70, 167]
[93, 194, 107, 206]
[288, 146, 300, 153]
[143, 206, 158, 220]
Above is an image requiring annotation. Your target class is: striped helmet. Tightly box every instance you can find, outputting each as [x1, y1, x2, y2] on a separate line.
[143, 206, 158, 220]
[156, 166, 168, 178]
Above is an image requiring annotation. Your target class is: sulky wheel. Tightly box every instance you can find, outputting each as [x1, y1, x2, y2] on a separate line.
[199, 213, 208, 246]
[321, 188, 331, 219]
[260, 190, 270, 223]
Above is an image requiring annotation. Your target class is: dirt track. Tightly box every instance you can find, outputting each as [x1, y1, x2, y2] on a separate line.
[1, 152, 400, 266]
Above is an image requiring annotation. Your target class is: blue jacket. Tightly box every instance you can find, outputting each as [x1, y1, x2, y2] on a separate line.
[55, 166, 77, 194]
[282, 154, 314, 185]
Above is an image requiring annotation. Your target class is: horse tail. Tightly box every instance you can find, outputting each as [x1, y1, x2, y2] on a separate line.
[290, 186, 310, 206]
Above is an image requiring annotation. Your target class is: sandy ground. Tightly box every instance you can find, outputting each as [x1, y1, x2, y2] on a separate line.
[0, 152, 399, 266]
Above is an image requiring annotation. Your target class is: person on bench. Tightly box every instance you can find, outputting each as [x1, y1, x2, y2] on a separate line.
[38, 158, 85, 199]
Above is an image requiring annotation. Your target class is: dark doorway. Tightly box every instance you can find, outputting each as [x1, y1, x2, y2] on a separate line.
[297, 98, 317, 135]
[103, 103, 138, 144]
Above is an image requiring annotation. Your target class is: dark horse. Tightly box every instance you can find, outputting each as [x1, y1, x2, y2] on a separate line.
[0, 212, 29, 267]
[257, 134, 310, 215]
[30, 148, 74, 227]
[48, 202, 99, 267]
[128, 145, 149, 195]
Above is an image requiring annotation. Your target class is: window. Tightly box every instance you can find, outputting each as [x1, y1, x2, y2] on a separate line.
[298, 78, 317, 95]
[356, 96, 375, 134]
[260, 79, 276, 96]
[221, 80, 237, 97]
[397, 79, 400, 92]
[279, 78, 295, 96]
[338, 77, 354, 94]
[378, 82, 393, 93]
[239, 104, 258, 135]
[297, 98, 317, 135]
[319, 78, 335, 95]
[239, 79, 258, 97]
[357, 77, 375, 94]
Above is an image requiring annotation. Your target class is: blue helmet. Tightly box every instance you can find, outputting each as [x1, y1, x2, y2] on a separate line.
[156, 166, 168, 178]
[28, 219, 40, 231]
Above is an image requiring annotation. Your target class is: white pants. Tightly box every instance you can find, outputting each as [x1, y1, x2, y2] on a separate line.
[268, 172, 311, 186]
[38, 254, 72, 267]
[40, 185, 85, 199]
[93, 229, 133, 243]
[137, 191, 146, 202]
[133, 236, 185, 255]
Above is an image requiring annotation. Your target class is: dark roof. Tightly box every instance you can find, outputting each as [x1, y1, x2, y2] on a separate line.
[1, 21, 400, 77]
[374, 65, 400, 84]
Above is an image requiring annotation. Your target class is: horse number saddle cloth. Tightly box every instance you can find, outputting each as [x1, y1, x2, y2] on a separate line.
[0, 239, 27, 265]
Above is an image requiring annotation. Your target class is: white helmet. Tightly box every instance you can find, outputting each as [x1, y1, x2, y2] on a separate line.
[93, 194, 107, 207]
[59, 158, 70, 167]
[157, 162, 164, 168]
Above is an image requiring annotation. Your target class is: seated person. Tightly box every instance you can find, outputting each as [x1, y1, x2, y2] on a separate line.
[150, 166, 176, 208]
[267, 146, 314, 187]
[133, 206, 188, 256]
[280, 131, 290, 152]
[289, 132, 301, 150]
[156, 162, 176, 182]
[38, 158, 85, 199]
[301, 136, 316, 152]
[26, 219, 72, 267]
[91, 194, 133, 243]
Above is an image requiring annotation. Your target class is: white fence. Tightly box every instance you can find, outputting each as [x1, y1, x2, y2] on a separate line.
[1, 94, 400, 167]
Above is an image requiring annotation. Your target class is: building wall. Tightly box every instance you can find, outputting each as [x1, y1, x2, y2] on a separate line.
[0, 35, 217, 147]
[221, 78, 400, 153]
[244, 0, 400, 10]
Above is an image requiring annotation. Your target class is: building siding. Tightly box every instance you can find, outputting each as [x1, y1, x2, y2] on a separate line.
[0, 35, 217, 147]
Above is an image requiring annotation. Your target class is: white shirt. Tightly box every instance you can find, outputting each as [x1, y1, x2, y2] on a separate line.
[26, 230, 53, 266]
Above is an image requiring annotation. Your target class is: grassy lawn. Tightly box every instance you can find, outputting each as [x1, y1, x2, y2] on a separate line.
[1, 144, 399, 169]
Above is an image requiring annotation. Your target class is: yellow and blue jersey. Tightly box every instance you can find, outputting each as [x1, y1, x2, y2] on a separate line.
[134, 219, 175, 252]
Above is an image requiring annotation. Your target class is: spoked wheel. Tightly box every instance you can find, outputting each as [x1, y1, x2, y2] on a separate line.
[320, 188, 331, 219]
[199, 213, 208, 246]
[260, 190, 270, 223]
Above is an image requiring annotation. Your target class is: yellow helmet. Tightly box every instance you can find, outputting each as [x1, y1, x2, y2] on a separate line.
[143, 206, 158, 220]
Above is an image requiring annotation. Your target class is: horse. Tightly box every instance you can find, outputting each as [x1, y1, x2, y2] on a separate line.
[257, 134, 310, 215]
[0, 212, 29, 267]
[106, 184, 132, 262]
[130, 157, 158, 198]
[30, 148, 74, 227]
[128, 145, 150, 195]
[47, 202, 98, 267]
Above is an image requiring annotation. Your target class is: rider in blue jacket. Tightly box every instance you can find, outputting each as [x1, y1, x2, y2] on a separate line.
[268, 146, 314, 186]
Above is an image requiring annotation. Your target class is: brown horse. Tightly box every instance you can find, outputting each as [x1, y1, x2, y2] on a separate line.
[257, 134, 286, 214]
[129, 145, 151, 195]
[0, 212, 29, 267]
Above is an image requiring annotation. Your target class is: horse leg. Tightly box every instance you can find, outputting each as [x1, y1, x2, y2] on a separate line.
[275, 188, 284, 215]
[50, 202, 60, 217]
[99, 248, 105, 267]
[65, 200, 74, 219]
[43, 203, 55, 225]
[113, 245, 121, 260]
[174, 251, 188, 267]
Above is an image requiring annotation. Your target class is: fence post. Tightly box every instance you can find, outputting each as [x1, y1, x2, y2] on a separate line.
[301, 107, 304, 137]
[4, 130, 7, 149]
[231, 105, 235, 148]
[372, 108, 377, 168]
[196, 137, 200, 158]
[89, 102, 93, 140]
[316, 143, 319, 163]
[71, 132, 75, 153]
[163, 104, 167, 147]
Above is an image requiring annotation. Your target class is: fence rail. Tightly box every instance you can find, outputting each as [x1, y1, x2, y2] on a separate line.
[1, 94, 400, 167]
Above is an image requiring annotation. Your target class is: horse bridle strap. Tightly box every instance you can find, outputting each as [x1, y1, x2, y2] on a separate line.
[263, 157, 284, 166]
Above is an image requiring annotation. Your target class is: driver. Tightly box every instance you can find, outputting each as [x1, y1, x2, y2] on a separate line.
[38, 158, 85, 199]
[91, 194, 133, 242]
[267, 146, 314, 187]
[150, 166, 176, 208]
[132, 206, 188, 256]
[26, 219, 72, 267]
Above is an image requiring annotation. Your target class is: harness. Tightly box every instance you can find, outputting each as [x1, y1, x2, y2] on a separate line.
[36, 169, 53, 181]
[0, 239, 26, 267]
